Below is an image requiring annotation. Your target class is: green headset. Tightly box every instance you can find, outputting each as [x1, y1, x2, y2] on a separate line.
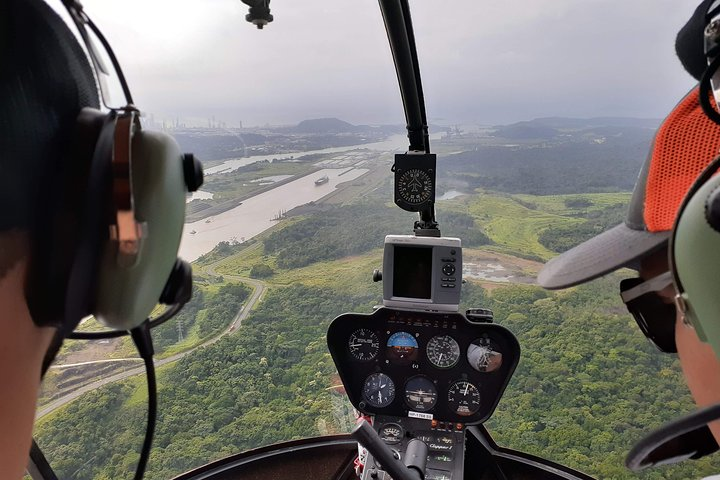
[670, 155, 720, 360]
[29, 0, 203, 365]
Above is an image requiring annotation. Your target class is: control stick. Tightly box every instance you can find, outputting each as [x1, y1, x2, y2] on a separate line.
[352, 420, 428, 480]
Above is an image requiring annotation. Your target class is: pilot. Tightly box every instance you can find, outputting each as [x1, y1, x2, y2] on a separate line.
[539, 0, 720, 463]
[0, 0, 100, 477]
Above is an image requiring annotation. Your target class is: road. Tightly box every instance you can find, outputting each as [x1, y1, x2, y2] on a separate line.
[37, 255, 266, 420]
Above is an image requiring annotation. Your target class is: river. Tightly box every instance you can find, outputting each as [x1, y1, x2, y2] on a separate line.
[179, 167, 368, 261]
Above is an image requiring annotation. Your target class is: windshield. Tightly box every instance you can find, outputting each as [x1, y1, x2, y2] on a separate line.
[34, 1, 720, 479]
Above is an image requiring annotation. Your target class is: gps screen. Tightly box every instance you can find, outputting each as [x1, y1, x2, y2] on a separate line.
[393, 245, 432, 299]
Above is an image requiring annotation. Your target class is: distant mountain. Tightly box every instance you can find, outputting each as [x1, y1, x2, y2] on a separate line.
[284, 118, 408, 135]
[533, 116, 661, 129]
[492, 122, 560, 140]
[491, 117, 660, 140]
[291, 118, 360, 133]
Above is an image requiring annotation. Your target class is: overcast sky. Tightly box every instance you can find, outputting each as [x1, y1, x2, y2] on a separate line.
[64, 0, 701, 127]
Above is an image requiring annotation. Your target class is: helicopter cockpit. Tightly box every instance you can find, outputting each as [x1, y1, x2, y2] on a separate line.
[26, 1, 719, 480]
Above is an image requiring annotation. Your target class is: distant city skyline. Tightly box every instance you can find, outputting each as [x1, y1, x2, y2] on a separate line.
[57, 0, 699, 126]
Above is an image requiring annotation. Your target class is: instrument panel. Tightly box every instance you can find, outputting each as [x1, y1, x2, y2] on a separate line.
[327, 307, 520, 424]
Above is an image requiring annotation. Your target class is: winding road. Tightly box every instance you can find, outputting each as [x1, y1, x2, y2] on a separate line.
[37, 254, 266, 420]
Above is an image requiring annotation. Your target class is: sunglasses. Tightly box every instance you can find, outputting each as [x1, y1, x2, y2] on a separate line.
[620, 271, 677, 353]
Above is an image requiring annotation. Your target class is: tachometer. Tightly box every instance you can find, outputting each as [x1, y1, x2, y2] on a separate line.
[447, 381, 481, 417]
[404, 376, 438, 412]
[467, 337, 503, 373]
[362, 373, 396, 408]
[426, 335, 460, 369]
[386, 331, 419, 365]
[348, 329, 380, 361]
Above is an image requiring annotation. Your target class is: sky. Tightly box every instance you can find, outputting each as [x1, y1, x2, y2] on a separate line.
[58, 0, 702, 127]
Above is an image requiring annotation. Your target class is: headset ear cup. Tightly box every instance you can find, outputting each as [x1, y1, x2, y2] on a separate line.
[94, 129, 192, 330]
[159, 259, 192, 305]
[673, 173, 720, 357]
[25, 108, 109, 328]
[183, 153, 204, 192]
[705, 185, 720, 231]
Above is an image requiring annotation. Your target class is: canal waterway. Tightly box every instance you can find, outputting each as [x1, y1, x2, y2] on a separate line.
[179, 167, 368, 261]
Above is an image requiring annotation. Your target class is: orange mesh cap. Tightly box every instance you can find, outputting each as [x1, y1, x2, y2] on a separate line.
[645, 88, 720, 231]
[539, 87, 720, 290]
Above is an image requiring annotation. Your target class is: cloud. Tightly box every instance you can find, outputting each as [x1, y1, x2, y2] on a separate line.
[77, 0, 699, 125]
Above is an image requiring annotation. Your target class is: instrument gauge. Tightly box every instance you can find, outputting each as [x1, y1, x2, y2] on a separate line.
[426, 335, 460, 369]
[404, 376, 438, 412]
[447, 381, 481, 417]
[348, 329, 380, 361]
[362, 373, 396, 408]
[396, 168, 434, 205]
[467, 337, 503, 373]
[378, 423, 404, 444]
[386, 331, 419, 365]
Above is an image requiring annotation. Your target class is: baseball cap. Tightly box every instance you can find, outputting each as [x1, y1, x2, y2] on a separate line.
[538, 87, 720, 290]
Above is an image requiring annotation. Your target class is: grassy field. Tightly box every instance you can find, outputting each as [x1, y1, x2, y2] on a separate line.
[206, 189, 632, 292]
[439, 191, 631, 261]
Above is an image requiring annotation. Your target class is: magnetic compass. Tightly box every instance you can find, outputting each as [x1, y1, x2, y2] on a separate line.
[393, 153, 436, 212]
[397, 169, 434, 205]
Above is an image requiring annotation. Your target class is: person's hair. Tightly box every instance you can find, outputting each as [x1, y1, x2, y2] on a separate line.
[0, 0, 99, 278]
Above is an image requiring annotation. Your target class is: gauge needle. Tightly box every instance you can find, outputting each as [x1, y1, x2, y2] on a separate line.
[439, 353, 444, 361]
[378, 391, 383, 404]
[463, 383, 469, 396]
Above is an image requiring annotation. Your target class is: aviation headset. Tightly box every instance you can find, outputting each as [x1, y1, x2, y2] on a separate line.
[23, 0, 203, 368]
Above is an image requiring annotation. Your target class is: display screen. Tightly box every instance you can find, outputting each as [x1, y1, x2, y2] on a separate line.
[393, 245, 432, 299]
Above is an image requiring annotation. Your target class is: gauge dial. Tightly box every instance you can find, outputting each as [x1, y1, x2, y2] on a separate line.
[426, 335, 461, 369]
[397, 169, 433, 205]
[363, 373, 396, 408]
[387, 331, 419, 365]
[447, 381, 481, 417]
[348, 329, 380, 361]
[378, 423, 404, 444]
[404, 376, 438, 412]
[467, 337, 503, 373]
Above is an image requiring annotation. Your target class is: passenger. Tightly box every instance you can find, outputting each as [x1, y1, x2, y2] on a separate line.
[0, 0, 100, 477]
[539, 0, 720, 465]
